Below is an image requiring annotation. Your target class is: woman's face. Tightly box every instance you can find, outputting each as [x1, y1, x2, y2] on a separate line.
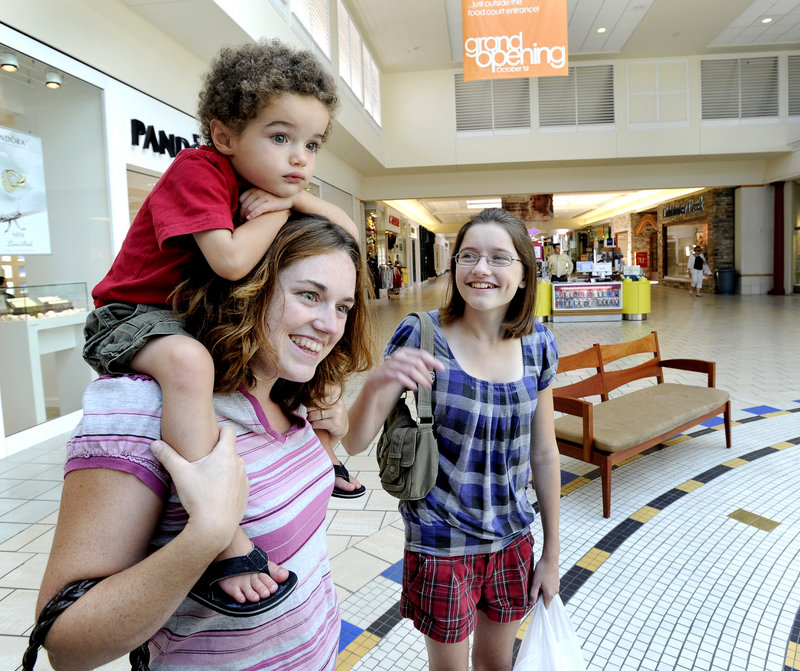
[260, 250, 356, 383]
[455, 222, 526, 315]
[533, 194, 549, 212]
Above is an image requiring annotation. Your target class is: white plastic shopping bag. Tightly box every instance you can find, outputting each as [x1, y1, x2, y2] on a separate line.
[513, 595, 587, 671]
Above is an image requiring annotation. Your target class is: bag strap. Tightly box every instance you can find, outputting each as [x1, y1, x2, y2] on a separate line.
[409, 312, 434, 424]
[22, 577, 150, 671]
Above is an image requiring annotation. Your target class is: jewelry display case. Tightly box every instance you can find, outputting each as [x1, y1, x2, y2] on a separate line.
[0, 282, 90, 319]
[0, 283, 93, 435]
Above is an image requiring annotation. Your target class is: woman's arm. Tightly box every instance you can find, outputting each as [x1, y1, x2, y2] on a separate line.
[342, 347, 442, 455]
[38, 428, 248, 671]
[529, 385, 561, 607]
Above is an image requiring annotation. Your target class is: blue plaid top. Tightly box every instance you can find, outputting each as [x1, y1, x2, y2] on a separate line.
[385, 310, 558, 557]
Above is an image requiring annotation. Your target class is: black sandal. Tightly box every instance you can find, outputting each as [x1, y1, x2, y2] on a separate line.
[331, 463, 366, 499]
[188, 545, 298, 617]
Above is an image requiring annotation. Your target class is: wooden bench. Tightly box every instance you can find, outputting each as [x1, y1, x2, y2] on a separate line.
[553, 331, 731, 517]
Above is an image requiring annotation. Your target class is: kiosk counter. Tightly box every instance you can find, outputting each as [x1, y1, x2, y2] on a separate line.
[535, 277, 651, 322]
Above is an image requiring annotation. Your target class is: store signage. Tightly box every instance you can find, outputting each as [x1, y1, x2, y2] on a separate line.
[130, 119, 200, 158]
[387, 215, 401, 231]
[461, 0, 568, 81]
[0, 126, 51, 255]
[662, 196, 705, 218]
[635, 251, 649, 267]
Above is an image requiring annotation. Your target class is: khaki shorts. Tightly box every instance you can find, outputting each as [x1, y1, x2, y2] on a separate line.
[83, 302, 191, 375]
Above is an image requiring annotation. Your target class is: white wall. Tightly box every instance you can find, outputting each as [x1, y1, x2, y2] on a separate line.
[735, 186, 774, 294]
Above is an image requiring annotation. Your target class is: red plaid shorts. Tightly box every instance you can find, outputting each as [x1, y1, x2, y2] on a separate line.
[399, 532, 535, 644]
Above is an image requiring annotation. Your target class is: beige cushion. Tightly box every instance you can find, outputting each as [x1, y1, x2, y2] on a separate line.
[554, 383, 729, 453]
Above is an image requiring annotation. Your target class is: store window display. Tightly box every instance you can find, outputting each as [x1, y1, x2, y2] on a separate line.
[664, 222, 707, 279]
[0, 44, 110, 435]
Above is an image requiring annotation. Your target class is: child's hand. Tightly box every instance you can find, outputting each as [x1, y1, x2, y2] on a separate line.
[239, 187, 293, 221]
[308, 397, 349, 442]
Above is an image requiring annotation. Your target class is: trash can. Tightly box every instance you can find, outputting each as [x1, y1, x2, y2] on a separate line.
[716, 268, 736, 294]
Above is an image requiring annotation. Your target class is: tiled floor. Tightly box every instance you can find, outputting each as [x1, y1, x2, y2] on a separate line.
[2, 278, 799, 670]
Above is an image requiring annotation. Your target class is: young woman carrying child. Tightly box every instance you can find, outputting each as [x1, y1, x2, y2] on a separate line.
[83, 40, 363, 614]
[33, 215, 374, 670]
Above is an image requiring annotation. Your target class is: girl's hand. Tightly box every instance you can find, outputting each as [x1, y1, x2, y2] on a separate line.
[372, 347, 444, 394]
[239, 188, 293, 221]
[529, 553, 560, 608]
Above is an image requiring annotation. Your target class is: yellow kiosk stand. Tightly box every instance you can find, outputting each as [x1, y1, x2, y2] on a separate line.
[534, 278, 650, 321]
[622, 278, 651, 320]
[534, 280, 552, 321]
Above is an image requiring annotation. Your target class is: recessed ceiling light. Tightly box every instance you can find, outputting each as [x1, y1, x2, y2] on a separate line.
[597, 27, 607, 34]
[761, 17, 773, 24]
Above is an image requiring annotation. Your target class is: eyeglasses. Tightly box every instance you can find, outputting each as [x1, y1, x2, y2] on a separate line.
[453, 252, 522, 267]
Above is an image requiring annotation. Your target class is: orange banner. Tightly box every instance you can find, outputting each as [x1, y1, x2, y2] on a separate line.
[462, 0, 568, 81]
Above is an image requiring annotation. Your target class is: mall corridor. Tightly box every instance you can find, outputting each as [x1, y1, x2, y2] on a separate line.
[1, 277, 798, 670]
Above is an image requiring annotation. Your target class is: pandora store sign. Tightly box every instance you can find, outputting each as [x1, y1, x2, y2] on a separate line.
[130, 119, 200, 157]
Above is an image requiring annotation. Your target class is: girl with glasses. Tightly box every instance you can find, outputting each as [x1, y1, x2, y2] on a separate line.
[343, 207, 562, 671]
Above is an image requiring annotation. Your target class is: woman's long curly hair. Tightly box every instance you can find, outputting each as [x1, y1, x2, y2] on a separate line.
[174, 215, 374, 412]
[197, 39, 339, 144]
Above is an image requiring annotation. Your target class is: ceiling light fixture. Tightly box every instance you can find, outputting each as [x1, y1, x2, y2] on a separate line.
[597, 27, 607, 34]
[44, 70, 61, 89]
[466, 198, 502, 209]
[1, 50, 19, 72]
[761, 17, 773, 24]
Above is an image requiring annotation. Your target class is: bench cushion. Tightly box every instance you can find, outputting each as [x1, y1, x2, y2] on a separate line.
[554, 383, 729, 453]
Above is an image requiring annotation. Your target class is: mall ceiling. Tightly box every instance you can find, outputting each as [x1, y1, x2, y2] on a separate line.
[347, 0, 800, 234]
[123, 0, 800, 234]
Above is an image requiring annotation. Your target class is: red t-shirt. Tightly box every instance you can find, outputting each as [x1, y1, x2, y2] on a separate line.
[93, 146, 240, 307]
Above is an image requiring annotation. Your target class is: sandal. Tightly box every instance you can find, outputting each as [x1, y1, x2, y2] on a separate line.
[188, 544, 298, 617]
[331, 463, 366, 499]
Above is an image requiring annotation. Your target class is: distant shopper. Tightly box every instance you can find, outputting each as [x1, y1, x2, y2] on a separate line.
[83, 39, 362, 614]
[547, 243, 573, 282]
[688, 245, 709, 297]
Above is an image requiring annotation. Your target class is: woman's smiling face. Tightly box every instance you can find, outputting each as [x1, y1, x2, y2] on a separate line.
[454, 222, 526, 314]
[259, 250, 356, 383]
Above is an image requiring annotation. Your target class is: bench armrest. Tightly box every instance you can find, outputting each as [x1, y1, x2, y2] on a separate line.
[553, 395, 595, 461]
[660, 358, 716, 387]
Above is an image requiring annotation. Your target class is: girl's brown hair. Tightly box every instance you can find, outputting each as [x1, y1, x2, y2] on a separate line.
[175, 215, 374, 411]
[439, 207, 538, 339]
